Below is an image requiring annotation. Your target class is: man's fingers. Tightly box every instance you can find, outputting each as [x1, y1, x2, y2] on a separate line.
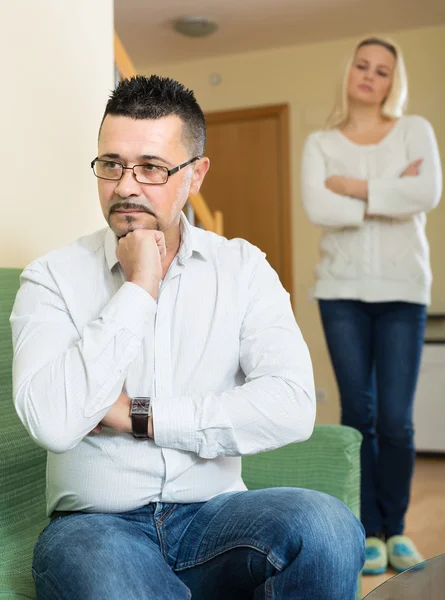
[149, 230, 167, 258]
[125, 229, 166, 256]
[156, 238, 167, 259]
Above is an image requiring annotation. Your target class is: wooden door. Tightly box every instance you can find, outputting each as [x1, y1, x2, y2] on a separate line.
[201, 105, 292, 293]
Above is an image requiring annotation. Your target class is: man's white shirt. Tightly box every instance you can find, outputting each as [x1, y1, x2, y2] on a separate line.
[11, 215, 315, 515]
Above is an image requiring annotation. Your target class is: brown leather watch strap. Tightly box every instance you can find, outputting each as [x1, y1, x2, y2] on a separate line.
[130, 397, 151, 439]
[131, 413, 149, 438]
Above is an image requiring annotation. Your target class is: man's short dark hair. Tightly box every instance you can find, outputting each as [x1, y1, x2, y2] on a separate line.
[101, 75, 206, 155]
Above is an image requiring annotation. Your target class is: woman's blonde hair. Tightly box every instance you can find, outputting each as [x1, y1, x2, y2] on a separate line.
[326, 36, 408, 129]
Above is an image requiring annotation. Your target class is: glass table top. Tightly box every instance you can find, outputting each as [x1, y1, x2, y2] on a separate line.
[364, 553, 445, 599]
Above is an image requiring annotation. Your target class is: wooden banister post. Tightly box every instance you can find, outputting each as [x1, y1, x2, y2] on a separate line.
[188, 192, 217, 233]
[214, 211, 224, 236]
[114, 32, 136, 79]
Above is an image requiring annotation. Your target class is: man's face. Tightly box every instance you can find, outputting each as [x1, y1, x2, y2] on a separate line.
[97, 114, 209, 238]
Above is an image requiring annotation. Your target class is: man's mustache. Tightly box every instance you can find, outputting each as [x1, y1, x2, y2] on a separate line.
[109, 202, 156, 217]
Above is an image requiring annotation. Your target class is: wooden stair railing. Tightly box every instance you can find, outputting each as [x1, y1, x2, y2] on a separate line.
[114, 32, 223, 235]
[188, 193, 224, 235]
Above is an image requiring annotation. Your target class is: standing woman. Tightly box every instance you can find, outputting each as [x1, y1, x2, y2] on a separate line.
[300, 37, 442, 575]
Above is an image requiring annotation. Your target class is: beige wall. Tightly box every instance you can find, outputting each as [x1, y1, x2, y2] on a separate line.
[0, 0, 114, 268]
[140, 25, 445, 424]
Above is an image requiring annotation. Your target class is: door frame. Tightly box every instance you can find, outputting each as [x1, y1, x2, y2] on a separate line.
[205, 104, 293, 295]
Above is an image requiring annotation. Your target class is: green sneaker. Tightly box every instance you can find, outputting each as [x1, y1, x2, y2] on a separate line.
[387, 535, 425, 572]
[363, 537, 388, 575]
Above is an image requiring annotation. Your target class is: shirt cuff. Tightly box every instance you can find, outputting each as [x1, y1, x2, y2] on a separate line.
[152, 395, 196, 453]
[101, 282, 157, 339]
[345, 197, 367, 225]
[367, 180, 389, 216]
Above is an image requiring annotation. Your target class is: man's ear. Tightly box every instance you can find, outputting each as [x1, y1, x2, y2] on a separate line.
[189, 157, 210, 196]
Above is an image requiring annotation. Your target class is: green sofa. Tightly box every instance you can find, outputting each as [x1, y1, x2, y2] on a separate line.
[0, 267, 362, 599]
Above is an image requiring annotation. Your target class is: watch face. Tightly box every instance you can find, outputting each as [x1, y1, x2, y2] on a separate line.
[131, 398, 150, 415]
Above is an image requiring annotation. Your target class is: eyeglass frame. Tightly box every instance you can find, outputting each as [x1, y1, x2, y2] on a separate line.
[90, 156, 201, 185]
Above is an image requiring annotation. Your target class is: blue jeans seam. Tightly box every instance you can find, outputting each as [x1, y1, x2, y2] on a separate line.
[34, 515, 83, 562]
[157, 504, 177, 525]
[156, 519, 168, 561]
[264, 576, 274, 600]
[155, 505, 179, 561]
[174, 541, 286, 572]
[32, 567, 59, 599]
[155, 504, 177, 559]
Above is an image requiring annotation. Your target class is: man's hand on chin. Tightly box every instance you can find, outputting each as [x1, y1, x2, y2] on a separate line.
[116, 229, 166, 299]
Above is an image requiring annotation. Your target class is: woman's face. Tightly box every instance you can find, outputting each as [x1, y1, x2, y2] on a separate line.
[347, 43, 396, 107]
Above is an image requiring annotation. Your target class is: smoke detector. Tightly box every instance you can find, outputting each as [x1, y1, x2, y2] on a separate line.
[174, 16, 218, 38]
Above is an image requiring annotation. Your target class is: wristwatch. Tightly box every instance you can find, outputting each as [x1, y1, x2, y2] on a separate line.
[130, 397, 151, 439]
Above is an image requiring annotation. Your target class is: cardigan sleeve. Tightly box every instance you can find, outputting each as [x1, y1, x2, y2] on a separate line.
[300, 133, 366, 228]
[367, 117, 442, 219]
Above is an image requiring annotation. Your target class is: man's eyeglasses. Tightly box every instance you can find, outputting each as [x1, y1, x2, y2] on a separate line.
[91, 156, 201, 185]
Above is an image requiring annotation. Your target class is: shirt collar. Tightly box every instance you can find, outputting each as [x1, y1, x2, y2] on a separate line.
[104, 212, 209, 272]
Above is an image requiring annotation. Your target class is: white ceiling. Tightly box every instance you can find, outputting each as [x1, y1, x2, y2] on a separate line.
[114, 0, 445, 70]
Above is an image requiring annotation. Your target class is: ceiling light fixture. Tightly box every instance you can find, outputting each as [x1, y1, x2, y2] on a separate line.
[174, 16, 218, 38]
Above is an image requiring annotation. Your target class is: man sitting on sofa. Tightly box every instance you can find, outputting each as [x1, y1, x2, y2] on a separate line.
[10, 74, 364, 600]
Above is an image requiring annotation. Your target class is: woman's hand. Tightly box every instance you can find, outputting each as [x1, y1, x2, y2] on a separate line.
[401, 159, 423, 177]
[325, 175, 349, 196]
[325, 176, 368, 200]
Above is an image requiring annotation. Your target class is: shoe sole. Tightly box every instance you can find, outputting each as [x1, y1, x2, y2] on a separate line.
[363, 567, 387, 575]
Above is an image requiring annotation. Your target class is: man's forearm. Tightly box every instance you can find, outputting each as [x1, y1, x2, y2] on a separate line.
[12, 274, 156, 453]
[151, 375, 316, 459]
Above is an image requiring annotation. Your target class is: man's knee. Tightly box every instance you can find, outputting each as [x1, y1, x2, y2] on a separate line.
[248, 488, 365, 568]
[299, 490, 365, 571]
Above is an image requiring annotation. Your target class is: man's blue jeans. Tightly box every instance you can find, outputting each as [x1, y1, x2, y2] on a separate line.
[33, 488, 365, 599]
[319, 299, 426, 538]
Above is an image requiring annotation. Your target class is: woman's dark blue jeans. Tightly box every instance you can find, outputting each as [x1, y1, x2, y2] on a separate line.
[319, 299, 427, 538]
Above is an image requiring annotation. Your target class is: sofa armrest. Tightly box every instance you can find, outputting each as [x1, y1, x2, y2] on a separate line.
[242, 425, 363, 600]
[242, 424, 362, 519]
